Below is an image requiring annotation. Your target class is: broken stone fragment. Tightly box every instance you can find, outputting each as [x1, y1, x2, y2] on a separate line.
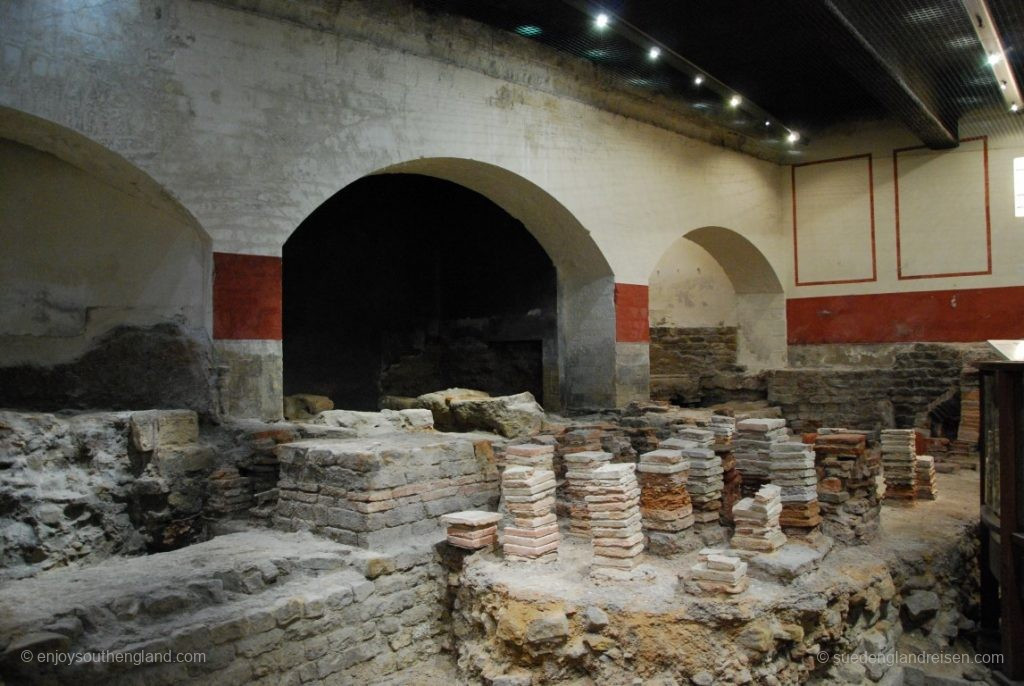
[130, 410, 198, 451]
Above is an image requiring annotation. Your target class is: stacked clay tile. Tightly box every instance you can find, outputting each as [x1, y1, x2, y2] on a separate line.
[734, 418, 788, 497]
[711, 415, 741, 524]
[674, 428, 723, 524]
[814, 433, 881, 545]
[563, 450, 613, 537]
[689, 548, 749, 594]
[584, 463, 644, 574]
[441, 510, 502, 550]
[501, 465, 559, 562]
[881, 429, 917, 503]
[637, 448, 693, 534]
[505, 443, 555, 471]
[916, 455, 938, 500]
[731, 483, 787, 553]
[769, 441, 821, 530]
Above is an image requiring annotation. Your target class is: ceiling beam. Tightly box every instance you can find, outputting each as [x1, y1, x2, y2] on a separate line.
[800, 0, 960, 148]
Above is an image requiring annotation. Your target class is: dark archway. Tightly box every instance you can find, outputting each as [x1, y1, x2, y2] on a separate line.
[283, 174, 557, 410]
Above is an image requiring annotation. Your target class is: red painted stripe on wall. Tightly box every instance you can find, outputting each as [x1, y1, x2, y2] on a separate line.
[787, 285, 1024, 344]
[213, 252, 282, 340]
[615, 283, 650, 343]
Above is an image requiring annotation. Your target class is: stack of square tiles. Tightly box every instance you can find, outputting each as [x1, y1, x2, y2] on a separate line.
[637, 448, 693, 533]
[675, 429, 723, 524]
[440, 510, 502, 550]
[505, 443, 555, 471]
[881, 429, 917, 503]
[770, 441, 821, 530]
[564, 450, 614, 537]
[814, 433, 881, 545]
[735, 418, 789, 497]
[585, 463, 645, 574]
[689, 549, 749, 594]
[731, 483, 787, 553]
[916, 455, 938, 500]
[709, 414, 736, 447]
[501, 465, 559, 562]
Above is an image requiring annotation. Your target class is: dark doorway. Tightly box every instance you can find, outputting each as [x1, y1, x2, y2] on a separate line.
[283, 174, 556, 410]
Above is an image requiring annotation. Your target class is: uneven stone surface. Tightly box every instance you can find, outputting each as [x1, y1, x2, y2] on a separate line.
[0, 409, 217, 580]
[0, 530, 448, 685]
[450, 392, 546, 438]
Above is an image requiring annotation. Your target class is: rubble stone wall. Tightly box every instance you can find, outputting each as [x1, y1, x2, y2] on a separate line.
[650, 326, 739, 404]
[0, 409, 220, 581]
[0, 532, 448, 685]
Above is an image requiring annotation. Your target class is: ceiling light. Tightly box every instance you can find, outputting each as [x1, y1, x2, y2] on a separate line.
[514, 25, 542, 37]
[728, 95, 741, 107]
[988, 52, 1003, 65]
[1001, 80, 1008, 91]
[693, 75, 704, 86]
[764, 120, 771, 127]
[1012, 103, 1020, 112]
[787, 131, 800, 143]
[648, 46, 660, 60]
[595, 13, 609, 29]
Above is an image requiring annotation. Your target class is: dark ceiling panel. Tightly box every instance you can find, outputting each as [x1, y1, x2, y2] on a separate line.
[417, 0, 1024, 146]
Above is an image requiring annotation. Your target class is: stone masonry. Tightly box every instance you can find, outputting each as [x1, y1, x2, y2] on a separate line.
[274, 433, 500, 548]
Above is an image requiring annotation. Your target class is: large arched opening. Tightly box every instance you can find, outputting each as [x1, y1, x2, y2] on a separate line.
[649, 226, 785, 404]
[0, 107, 214, 414]
[282, 159, 616, 412]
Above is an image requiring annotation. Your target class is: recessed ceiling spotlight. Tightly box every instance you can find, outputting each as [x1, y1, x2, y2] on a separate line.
[764, 120, 771, 127]
[728, 95, 741, 108]
[787, 131, 800, 143]
[648, 46, 661, 60]
[693, 74, 704, 86]
[1001, 80, 1008, 91]
[595, 13, 609, 29]
[987, 52, 1003, 65]
[1012, 103, 1020, 112]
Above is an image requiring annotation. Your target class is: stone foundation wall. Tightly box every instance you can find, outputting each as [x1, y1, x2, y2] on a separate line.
[650, 326, 739, 404]
[768, 344, 989, 435]
[0, 409, 220, 581]
[274, 433, 500, 548]
[0, 531, 448, 685]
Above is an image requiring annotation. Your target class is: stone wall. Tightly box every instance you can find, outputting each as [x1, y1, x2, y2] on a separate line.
[274, 433, 500, 548]
[767, 344, 988, 434]
[650, 326, 739, 404]
[0, 531, 449, 685]
[0, 409, 219, 581]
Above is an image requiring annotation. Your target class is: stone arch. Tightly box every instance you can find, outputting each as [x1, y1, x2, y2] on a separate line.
[284, 157, 617, 410]
[0, 106, 215, 414]
[650, 226, 786, 386]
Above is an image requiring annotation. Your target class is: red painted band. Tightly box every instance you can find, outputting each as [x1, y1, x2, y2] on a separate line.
[615, 283, 650, 343]
[787, 285, 1024, 344]
[213, 252, 282, 340]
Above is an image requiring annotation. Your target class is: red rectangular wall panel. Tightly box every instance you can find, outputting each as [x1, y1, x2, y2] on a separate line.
[213, 252, 282, 340]
[787, 285, 1024, 344]
[615, 283, 650, 343]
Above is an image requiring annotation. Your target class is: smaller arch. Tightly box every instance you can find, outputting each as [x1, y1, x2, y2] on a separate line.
[683, 226, 784, 295]
[649, 226, 786, 403]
